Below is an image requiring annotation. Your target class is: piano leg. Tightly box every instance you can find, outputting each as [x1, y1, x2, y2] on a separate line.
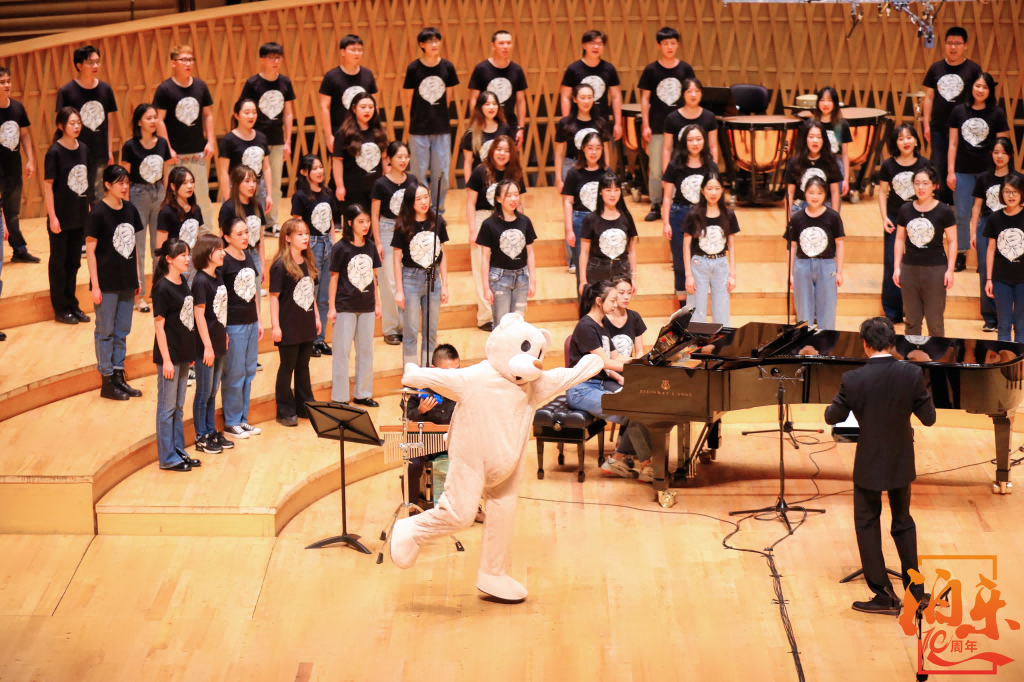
[677, 422, 691, 479]
[991, 411, 1015, 495]
[650, 425, 676, 494]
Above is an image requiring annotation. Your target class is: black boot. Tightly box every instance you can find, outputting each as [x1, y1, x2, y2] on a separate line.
[100, 374, 129, 401]
[954, 252, 967, 272]
[112, 369, 142, 397]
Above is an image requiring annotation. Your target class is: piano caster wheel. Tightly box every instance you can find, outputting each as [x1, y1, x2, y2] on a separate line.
[557, 454, 565, 466]
[658, 491, 677, 508]
[598, 455, 605, 467]
[577, 471, 585, 483]
[992, 481, 1012, 495]
[849, 190, 861, 204]
[537, 469, 545, 480]
[698, 449, 714, 464]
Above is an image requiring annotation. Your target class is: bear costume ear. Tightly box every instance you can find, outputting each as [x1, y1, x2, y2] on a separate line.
[539, 328, 552, 357]
[498, 313, 524, 329]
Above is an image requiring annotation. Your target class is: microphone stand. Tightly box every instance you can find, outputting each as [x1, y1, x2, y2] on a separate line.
[421, 174, 444, 367]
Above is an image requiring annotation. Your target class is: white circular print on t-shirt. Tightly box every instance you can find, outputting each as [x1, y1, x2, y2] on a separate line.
[581, 75, 606, 101]
[180, 295, 195, 331]
[213, 285, 228, 326]
[79, 101, 105, 132]
[175, 97, 200, 126]
[487, 77, 513, 103]
[418, 76, 446, 104]
[800, 167, 827, 192]
[293, 276, 315, 311]
[905, 335, 929, 346]
[242, 146, 265, 174]
[478, 138, 495, 162]
[892, 171, 915, 200]
[389, 188, 406, 216]
[341, 86, 367, 111]
[612, 333, 634, 358]
[311, 202, 333, 234]
[698, 224, 726, 256]
[68, 164, 89, 196]
[139, 154, 164, 184]
[579, 181, 600, 212]
[179, 218, 199, 248]
[112, 223, 136, 259]
[986, 184, 1006, 213]
[499, 229, 526, 260]
[347, 253, 374, 292]
[599, 228, 628, 259]
[234, 267, 257, 302]
[409, 231, 441, 268]
[936, 74, 964, 102]
[485, 183, 498, 208]
[680, 174, 704, 204]
[258, 90, 284, 120]
[906, 217, 936, 249]
[961, 118, 990, 147]
[997, 228, 1024, 262]
[799, 226, 829, 258]
[0, 121, 20, 151]
[574, 127, 599, 152]
[826, 129, 841, 154]
[245, 215, 262, 246]
[356, 142, 381, 172]
[656, 78, 682, 106]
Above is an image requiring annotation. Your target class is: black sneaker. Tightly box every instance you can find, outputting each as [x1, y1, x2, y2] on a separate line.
[10, 250, 41, 263]
[982, 322, 997, 333]
[644, 206, 662, 222]
[213, 431, 235, 449]
[70, 309, 90, 323]
[353, 397, 379, 408]
[313, 341, 332, 356]
[276, 415, 299, 427]
[954, 252, 967, 272]
[852, 594, 901, 616]
[256, 362, 263, 372]
[195, 434, 223, 454]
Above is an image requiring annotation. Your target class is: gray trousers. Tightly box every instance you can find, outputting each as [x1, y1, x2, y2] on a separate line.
[331, 311, 375, 402]
[130, 182, 163, 296]
[900, 263, 946, 337]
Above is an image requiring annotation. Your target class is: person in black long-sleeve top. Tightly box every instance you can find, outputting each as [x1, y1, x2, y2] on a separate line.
[404, 343, 459, 509]
[825, 317, 936, 616]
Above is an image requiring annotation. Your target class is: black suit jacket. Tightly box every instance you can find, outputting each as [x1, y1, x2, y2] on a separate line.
[824, 355, 937, 491]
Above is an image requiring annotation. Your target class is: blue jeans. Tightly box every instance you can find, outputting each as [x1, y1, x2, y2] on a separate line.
[378, 217, 402, 337]
[992, 281, 1024, 342]
[309, 234, 332, 343]
[668, 203, 691, 293]
[562, 158, 576, 266]
[193, 356, 225, 437]
[566, 378, 627, 424]
[976, 217, 997, 327]
[401, 267, 441, 366]
[882, 216, 904, 320]
[130, 182, 163, 296]
[793, 257, 838, 330]
[489, 266, 529, 321]
[409, 134, 451, 216]
[222, 322, 259, 427]
[93, 289, 135, 376]
[571, 210, 588, 292]
[690, 255, 730, 325]
[156, 362, 189, 468]
[953, 172, 975, 254]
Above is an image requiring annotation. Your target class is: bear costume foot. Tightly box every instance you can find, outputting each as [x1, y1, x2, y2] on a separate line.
[390, 517, 420, 569]
[476, 572, 527, 602]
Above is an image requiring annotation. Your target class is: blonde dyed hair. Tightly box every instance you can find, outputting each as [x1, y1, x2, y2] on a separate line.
[275, 218, 319, 282]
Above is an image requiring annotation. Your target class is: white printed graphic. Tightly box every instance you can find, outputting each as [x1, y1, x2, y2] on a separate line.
[175, 97, 200, 126]
[293, 276, 314, 311]
[246, 215, 262, 247]
[347, 253, 374, 292]
[68, 164, 89, 196]
[680, 174, 704, 204]
[581, 75, 606, 101]
[936, 74, 964, 102]
[356, 142, 381, 172]
[611, 333, 634, 358]
[389, 188, 406, 216]
[112, 223, 136, 259]
[487, 77, 513, 103]
[0, 121, 20, 151]
[579, 181, 600, 212]
[574, 127, 599, 151]
[409, 231, 441, 268]
[986, 184, 1006, 213]
[800, 167, 827, 192]
[79, 101, 105, 132]
[179, 218, 199, 248]
[656, 78, 682, 106]
[600, 335, 611, 355]
[258, 90, 284, 120]
[498, 228, 526, 260]
[418, 76, 446, 104]
[698, 224, 726, 256]
[139, 154, 164, 184]
[242, 146, 265, 174]
[311, 202, 333, 234]
[997, 228, 1024, 262]
[479, 138, 494, 161]
[234, 267, 257, 302]
[213, 285, 228, 326]
[799, 226, 829, 258]
[906, 217, 936, 249]
[905, 335, 929, 346]
[961, 118, 990, 147]
[180, 295, 195, 331]
[341, 86, 367, 111]
[598, 228, 628, 259]
[892, 171, 915, 200]
[485, 183, 498, 208]
[826, 129, 840, 154]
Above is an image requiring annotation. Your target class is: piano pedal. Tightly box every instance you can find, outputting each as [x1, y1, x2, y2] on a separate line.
[658, 491, 677, 508]
[698, 449, 716, 464]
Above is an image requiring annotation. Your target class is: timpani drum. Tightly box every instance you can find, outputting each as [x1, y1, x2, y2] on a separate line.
[621, 102, 646, 153]
[723, 115, 802, 205]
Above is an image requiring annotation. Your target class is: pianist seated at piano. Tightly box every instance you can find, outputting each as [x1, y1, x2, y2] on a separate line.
[604, 274, 648, 458]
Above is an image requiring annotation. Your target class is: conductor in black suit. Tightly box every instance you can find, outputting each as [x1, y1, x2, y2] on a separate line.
[825, 317, 936, 615]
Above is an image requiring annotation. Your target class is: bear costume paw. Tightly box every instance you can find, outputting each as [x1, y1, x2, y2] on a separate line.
[476, 572, 527, 602]
[390, 517, 420, 569]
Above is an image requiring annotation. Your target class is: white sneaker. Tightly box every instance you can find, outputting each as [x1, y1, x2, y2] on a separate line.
[187, 367, 196, 386]
[224, 424, 249, 439]
[260, 288, 268, 297]
[241, 423, 261, 436]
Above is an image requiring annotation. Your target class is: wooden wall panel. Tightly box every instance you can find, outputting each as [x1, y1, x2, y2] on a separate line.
[0, 0, 1021, 218]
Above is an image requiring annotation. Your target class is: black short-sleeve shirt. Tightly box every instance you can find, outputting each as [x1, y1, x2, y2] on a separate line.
[219, 249, 259, 325]
[467, 60, 528, 127]
[898, 201, 957, 267]
[152, 276, 196, 365]
[55, 80, 117, 164]
[319, 66, 379, 138]
[0, 99, 31, 177]
[663, 160, 719, 207]
[685, 209, 741, 259]
[603, 309, 648, 359]
[120, 137, 171, 186]
[948, 104, 1010, 175]
[85, 199, 144, 292]
[973, 170, 1010, 218]
[663, 108, 719, 143]
[476, 212, 537, 270]
[786, 207, 845, 260]
[923, 58, 983, 128]
[330, 238, 382, 313]
[983, 209, 1024, 286]
[269, 260, 317, 345]
[238, 74, 296, 146]
[191, 269, 228, 357]
[390, 218, 449, 269]
[878, 155, 932, 218]
[218, 130, 270, 180]
[44, 141, 91, 230]
[637, 61, 696, 134]
[786, 156, 843, 202]
[157, 203, 204, 248]
[402, 59, 459, 136]
[581, 213, 637, 266]
[466, 164, 525, 211]
[561, 60, 620, 112]
[371, 173, 419, 221]
[152, 77, 214, 154]
[290, 187, 340, 236]
[569, 314, 611, 381]
[219, 199, 265, 247]
[562, 166, 609, 213]
[460, 123, 515, 166]
[333, 127, 384, 199]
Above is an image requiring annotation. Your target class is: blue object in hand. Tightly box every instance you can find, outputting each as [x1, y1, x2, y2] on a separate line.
[419, 390, 443, 404]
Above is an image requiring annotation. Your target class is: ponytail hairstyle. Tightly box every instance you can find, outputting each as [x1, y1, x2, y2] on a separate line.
[574, 130, 608, 171]
[102, 163, 130, 191]
[811, 86, 844, 124]
[972, 72, 998, 109]
[341, 203, 373, 243]
[340, 92, 387, 159]
[295, 154, 322, 192]
[791, 120, 840, 184]
[680, 77, 703, 106]
[131, 103, 156, 141]
[386, 140, 410, 162]
[578, 279, 616, 319]
[468, 90, 507, 157]
[494, 178, 520, 216]
[1000, 171, 1024, 205]
[53, 106, 80, 144]
[562, 83, 612, 137]
[162, 166, 197, 221]
[275, 218, 319, 282]
[912, 165, 941, 198]
[482, 135, 522, 186]
[669, 123, 713, 171]
[153, 237, 190, 282]
[802, 175, 830, 204]
[610, 272, 633, 290]
[682, 171, 729, 240]
[395, 182, 436, 243]
[229, 165, 260, 220]
[192, 234, 224, 272]
[232, 97, 258, 129]
[991, 137, 1015, 173]
[887, 123, 922, 159]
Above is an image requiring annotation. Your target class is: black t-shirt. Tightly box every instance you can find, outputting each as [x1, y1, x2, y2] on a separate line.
[580, 213, 637, 266]
[983, 210, 1024, 286]
[554, 115, 610, 161]
[218, 130, 270, 179]
[820, 119, 852, 156]
[0, 99, 31, 177]
[662, 160, 719, 206]
[948, 104, 1009, 175]
[878, 155, 932, 218]
[371, 173, 419, 221]
[898, 201, 957, 266]
[973, 170, 1010, 218]
[569, 314, 611, 381]
[333, 127, 384, 198]
[786, 207, 845, 260]
[466, 164, 525, 211]
[218, 199, 265, 247]
[269, 260, 317, 345]
[152, 77, 214, 154]
[85, 199, 144, 292]
[390, 218, 449, 269]
[238, 74, 296, 146]
[684, 209, 741, 259]
[637, 60, 696, 134]
[120, 137, 171, 186]
[291, 186, 340, 236]
[44, 141, 91, 230]
[560, 60, 620, 112]
[152, 276, 196, 365]
[562, 166, 609, 213]
[55, 80, 117, 164]
[157, 203, 204, 248]
[402, 59, 459, 136]
[922, 58, 983, 128]
[191, 269, 228, 356]
[459, 122, 515, 166]
[319, 66, 379, 138]
[467, 60, 528, 126]
[330, 238, 382, 313]
[219, 250, 260, 325]
[603, 309, 648, 359]
[663, 108, 719, 143]
[476, 212, 537, 270]
[785, 156, 843, 202]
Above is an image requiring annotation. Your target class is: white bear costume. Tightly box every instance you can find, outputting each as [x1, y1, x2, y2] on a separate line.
[390, 314, 603, 601]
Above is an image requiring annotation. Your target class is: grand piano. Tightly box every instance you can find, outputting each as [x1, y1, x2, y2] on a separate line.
[602, 310, 1024, 505]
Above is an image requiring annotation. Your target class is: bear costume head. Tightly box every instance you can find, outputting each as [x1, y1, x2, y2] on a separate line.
[485, 313, 552, 385]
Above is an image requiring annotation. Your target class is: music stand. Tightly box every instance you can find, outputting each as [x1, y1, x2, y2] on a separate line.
[304, 401, 384, 554]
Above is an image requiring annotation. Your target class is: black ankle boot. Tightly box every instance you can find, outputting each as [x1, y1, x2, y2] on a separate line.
[100, 374, 129, 401]
[112, 369, 142, 397]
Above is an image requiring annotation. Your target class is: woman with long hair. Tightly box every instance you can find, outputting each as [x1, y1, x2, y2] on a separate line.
[216, 97, 273, 215]
[983, 173, 1024, 341]
[461, 90, 513, 180]
[332, 92, 387, 211]
[190, 233, 232, 455]
[683, 172, 739, 325]
[478, 179, 537, 321]
[811, 86, 851, 196]
[578, 172, 638, 296]
[785, 120, 843, 213]
[157, 166, 204, 251]
[218, 165, 267, 302]
[971, 138, 1015, 332]
[787, 176, 844, 330]
[661, 78, 720, 170]
[554, 83, 613, 192]
[562, 131, 612, 279]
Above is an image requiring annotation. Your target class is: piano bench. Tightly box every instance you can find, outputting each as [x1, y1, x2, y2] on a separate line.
[533, 396, 606, 482]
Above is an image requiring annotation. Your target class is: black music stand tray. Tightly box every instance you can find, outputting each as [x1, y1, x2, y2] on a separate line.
[304, 401, 384, 554]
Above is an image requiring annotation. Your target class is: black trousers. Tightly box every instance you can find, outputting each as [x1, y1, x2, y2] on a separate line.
[0, 176, 27, 251]
[854, 483, 918, 599]
[276, 341, 314, 418]
[47, 226, 85, 315]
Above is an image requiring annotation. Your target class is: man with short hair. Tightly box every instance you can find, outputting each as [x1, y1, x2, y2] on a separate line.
[467, 30, 528, 148]
[153, 45, 216, 234]
[825, 317, 936, 615]
[0, 66, 40, 264]
[239, 42, 296, 235]
[319, 35, 379, 154]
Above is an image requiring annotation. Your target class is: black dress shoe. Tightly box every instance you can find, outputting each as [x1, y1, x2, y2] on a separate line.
[56, 312, 79, 325]
[0, 331, 6, 341]
[852, 594, 901, 616]
[310, 344, 321, 357]
[954, 252, 967, 272]
[314, 340, 332, 356]
[276, 415, 299, 427]
[383, 334, 402, 346]
[478, 322, 494, 332]
[71, 309, 90, 323]
[10, 250, 41, 263]
[176, 449, 202, 467]
[353, 397, 379, 408]
[162, 461, 192, 472]
[643, 206, 662, 222]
